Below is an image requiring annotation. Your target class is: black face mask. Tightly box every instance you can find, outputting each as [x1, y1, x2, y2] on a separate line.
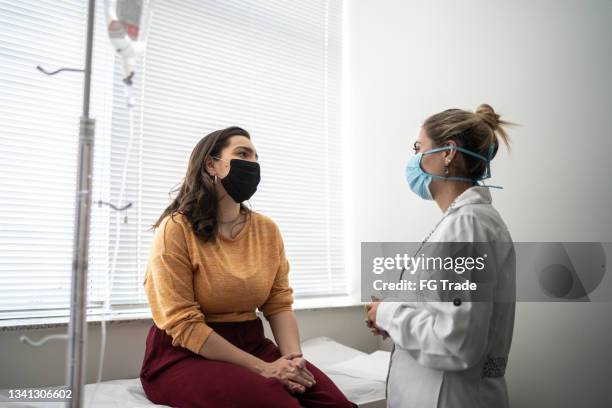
[218, 158, 261, 203]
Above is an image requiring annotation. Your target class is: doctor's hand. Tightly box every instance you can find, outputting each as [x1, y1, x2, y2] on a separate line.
[365, 301, 389, 340]
[259, 352, 316, 394]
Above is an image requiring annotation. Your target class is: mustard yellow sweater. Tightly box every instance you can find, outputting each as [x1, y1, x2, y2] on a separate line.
[143, 211, 294, 354]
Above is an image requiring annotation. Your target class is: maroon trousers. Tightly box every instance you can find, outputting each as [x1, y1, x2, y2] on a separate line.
[140, 317, 358, 408]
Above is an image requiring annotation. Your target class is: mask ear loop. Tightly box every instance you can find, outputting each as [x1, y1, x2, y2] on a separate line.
[422, 145, 502, 189]
[451, 144, 503, 189]
[425, 146, 483, 184]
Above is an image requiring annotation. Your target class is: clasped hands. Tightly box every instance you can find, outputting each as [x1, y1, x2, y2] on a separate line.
[261, 352, 316, 394]
[259, 298, 389, 394]
[365, 297, 389, 340]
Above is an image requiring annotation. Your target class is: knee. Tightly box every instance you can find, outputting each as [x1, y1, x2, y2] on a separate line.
[242, 378, 301, 408]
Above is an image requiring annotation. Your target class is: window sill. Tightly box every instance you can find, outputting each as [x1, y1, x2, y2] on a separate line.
[0, 310, 154, 332]
[0, 295, 364, 331]
[293, 294, 362, 311]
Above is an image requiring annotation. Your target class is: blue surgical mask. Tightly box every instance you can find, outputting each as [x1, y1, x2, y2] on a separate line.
[404, 144, 498, 200]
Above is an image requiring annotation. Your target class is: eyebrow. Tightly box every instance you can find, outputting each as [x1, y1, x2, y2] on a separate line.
[234, 145, 258, 160]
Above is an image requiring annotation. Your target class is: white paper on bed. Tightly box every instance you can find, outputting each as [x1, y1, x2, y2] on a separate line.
[323, 350, 391, 382]
[301, 336, 368, 366]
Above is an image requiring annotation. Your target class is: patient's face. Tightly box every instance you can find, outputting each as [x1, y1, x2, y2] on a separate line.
[213, 135, 259, 178]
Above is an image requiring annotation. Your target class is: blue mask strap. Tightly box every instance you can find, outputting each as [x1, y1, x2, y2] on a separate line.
[422, 144, 500, 186]
[429, 174, 475, 183]
[478, 179, 503, 189]
[486, 143, 495, 160]
[480, 143, 501, 189]
[424, 145, 489, 162]
[483, 143, 496, 179]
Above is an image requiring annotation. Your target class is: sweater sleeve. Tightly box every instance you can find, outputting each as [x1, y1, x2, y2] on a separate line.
[143, 214, 214, 355]
[259, 223, 294, 319]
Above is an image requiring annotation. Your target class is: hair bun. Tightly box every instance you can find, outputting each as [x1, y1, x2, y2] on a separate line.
[475, 103, 500, 131]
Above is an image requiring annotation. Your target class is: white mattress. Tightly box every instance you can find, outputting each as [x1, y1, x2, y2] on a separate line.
[0, 337, 389, 408]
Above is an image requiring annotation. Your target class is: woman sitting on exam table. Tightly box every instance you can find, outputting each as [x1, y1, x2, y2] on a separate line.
[366, 104, 517, 408]
[139, 127, 356, 408]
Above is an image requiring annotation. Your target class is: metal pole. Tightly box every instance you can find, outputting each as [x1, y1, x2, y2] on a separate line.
[67, 0, 96, 406]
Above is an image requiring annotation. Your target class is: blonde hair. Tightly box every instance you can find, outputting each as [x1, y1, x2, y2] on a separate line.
[422, 104, 518, 179]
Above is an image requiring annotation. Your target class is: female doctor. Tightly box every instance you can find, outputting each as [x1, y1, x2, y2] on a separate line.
[366, 104, 517, 408]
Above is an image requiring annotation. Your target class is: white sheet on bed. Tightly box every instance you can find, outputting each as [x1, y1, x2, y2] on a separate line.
[325, 351, 391, 383]
[301, 336, 389, 406]
[0, 337, 389, 408]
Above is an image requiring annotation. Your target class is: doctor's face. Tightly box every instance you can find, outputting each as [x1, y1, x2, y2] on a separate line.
[413, 127, 461, 198]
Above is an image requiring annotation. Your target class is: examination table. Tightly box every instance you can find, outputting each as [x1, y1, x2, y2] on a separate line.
[0, 337, 389, 408]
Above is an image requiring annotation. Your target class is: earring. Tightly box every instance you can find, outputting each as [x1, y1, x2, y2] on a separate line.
[213, 175, 217, 185]
[444, 166, 449, 176]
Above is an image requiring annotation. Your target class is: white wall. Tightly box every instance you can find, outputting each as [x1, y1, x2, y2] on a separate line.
[346, 0, 612, 407]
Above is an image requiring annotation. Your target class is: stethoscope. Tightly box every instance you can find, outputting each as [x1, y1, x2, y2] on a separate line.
[382, 201, 458, 400]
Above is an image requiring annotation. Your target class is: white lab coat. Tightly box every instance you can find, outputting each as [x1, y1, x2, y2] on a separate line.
[376, 186, 516, 408]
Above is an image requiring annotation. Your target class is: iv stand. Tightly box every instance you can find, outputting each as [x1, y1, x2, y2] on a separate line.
[66, 0, 96, 406]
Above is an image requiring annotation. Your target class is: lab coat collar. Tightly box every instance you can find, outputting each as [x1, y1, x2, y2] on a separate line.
[446, 186, 492, 214]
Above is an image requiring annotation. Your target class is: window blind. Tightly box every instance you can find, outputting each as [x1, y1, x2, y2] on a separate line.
[0, 0, 346, 320]
[0, 0, 116, 318]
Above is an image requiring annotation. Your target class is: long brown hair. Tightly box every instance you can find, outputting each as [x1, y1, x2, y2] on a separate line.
[151, 126, 252, 242]
[422, 104, 519, 179]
